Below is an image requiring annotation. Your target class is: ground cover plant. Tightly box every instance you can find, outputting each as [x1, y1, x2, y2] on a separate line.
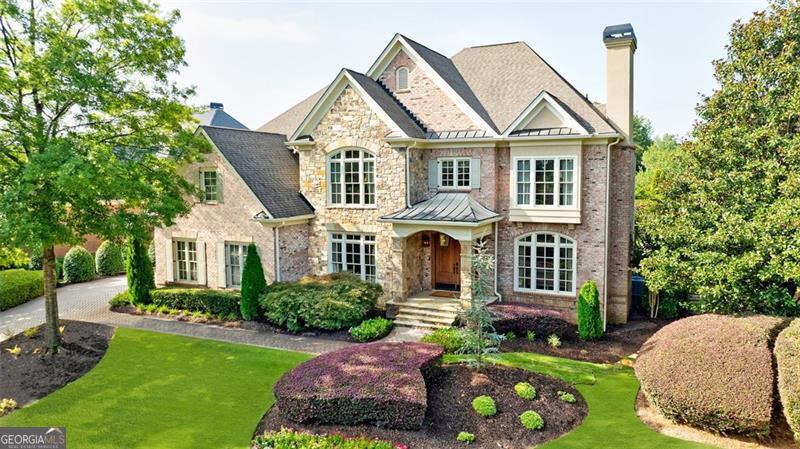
[62, 246, 96, 284]
[349, 317, 394, 342]
[0, 269, 43, 311]
[253, 428, 395, 449]
[776, 318, 800, 441]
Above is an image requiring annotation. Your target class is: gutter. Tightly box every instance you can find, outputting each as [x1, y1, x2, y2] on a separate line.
[494, 221, 502, 302]
[385, 133, 622, 148]
[603, 137, 622, 331]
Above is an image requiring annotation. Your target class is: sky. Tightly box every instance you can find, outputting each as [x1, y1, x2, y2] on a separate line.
[162, 0, 768, 137]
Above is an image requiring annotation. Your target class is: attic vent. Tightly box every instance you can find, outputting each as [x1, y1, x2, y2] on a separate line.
[603, 23, 637, 45]
[210, 102, 224, 110]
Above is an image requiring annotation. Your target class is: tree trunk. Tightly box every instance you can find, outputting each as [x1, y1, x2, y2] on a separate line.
[43, 245, 61, 353]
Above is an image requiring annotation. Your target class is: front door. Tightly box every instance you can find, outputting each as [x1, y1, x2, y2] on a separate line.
[434, 234, 461, 291]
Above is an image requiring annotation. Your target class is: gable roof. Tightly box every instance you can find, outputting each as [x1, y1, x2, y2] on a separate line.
[504, 90, 589, 136]
[200, 126, 314, 219]
[257, 88, 325, 136]
[345, 70, 427, 138]
[195, 106, 249, 130]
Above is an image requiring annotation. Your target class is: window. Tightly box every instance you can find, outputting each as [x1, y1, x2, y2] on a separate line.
[225, 243, 247, 287]
[514, 157, 576, 207]
[328, 149, 375, 206]
[439, 157, 471, 189]
[515, 233, 575, 294]
[200, 169, 219, 203]
[329, 233, 377, 282]
[174, 240, 198, 282]
[396, 67, 409, 91]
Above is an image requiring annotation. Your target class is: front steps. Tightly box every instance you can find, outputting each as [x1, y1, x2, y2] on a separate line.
[388, 295, 461, 329]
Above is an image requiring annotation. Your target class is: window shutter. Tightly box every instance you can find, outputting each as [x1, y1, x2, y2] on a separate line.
[216, 242, 226, 288]
[197, 241, 207, 286]
[165, 238, 174, 282]
[217, 172, 223, 203]
[470, 158, 481, 189]
[428, 159, 438, 189]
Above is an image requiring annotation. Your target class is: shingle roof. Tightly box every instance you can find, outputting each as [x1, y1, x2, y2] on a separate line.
[195, 108, 249, 130]
[257, 88, 325, 136]
[381, 192, 500, 224]
[345, 70, 427, 139]
[200, 126, 314, 219]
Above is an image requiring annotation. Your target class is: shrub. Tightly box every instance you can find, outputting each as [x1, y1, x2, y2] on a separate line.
[471, 395, 496, 417]
[95, 241, 125, 275]
[62, 246, 95, 283]
[109, 291, 131, 307]
[520, 410, 544, 430]
[260, 273, 381, 332]
[28, 253, 42, 270]
[776, 318, 800, 442]
[350, 317, 394, 342]
[547, 334, 561, 348]
[515, 382, 536, 400]
[421, 327, 465, 354]
[577, 280, 602, 340]
[55, 257, 64, 281]
[147, 240, 155, 265]
[252, 428, 394, 449]
[23, 327, 38, 338]
[5, 345, 20, 357]
[274, 342, 442, 430]
[0, 247, 29, 270]
[150, 288, 240, 318]
[558, 391, 577, 403]
[456, 432, 475, 443]
[240, 243, 266, 321]
[0, 269, 43, 311]
[126, 238, 155, 304]
[489, 302, 574, 340]
[504, 331, 516, 341]
[0, 398, 17, 417]
[635, 314, 786, 436]
[526, 330, 536, 342]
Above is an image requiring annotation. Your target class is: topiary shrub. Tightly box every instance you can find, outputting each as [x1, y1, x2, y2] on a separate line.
[0, 269, 43, 311]
[636, 314, 786, 436]
[150, 288, 240, 318]
[421, 327, 466, 354]
[515, 382, 536, 400]
[253, 428, 394, 449]
[520, 410, 544, 430]
[489, 302, 574, 340]
[126, 238, 154, 304]
[95, 241, 125, 275]
[577, 280, 602, 340]
[240, 243, 266, 321]
[471, 395, 496, 417]
[62, 246, 96, 283]
[274, 342, 443, 430]
[776, 318, 800, 442]
[350, 317, 393, 342]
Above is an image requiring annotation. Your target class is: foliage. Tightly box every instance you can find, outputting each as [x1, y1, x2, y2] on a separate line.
[520, 410, 545, 430]
[421, 327, 466, 354]
[22, 327, 38, 339]
[240, 243, 265, 321]
[126, 238, 154, 305]
[471, 395, 497, 417]
[558, 391, 577, 404]
[577, 280, 602, 341]
[459, 240, 502, 368]
[0, 398, 16, 417]
[349, 317, 394, 342]
[108, 291, 131, 308]
[5, 345, 20, 357]
[775, 318, 800, 442]
[95, 241, 125, 276]
[150, 288, 240, 318]
[0, 247, 28, 269]
[274, 342, 443, 430]
[638, 1, 800, 316]
[147, 240, 156, 266]
[489, 302, 574, 340]
[636, 314, 786, 436]
[456, 431, 475, 443]
[260, 273, 381, 332]
[0, 269, 43, 311]
[253, 428, 394, 449]
[632, 114, 655, 171]
[515, 382, 537, 400]
[547, 335, 561, 348]
[62, 246, 96, 283]
[526, 330, 536, 342]
[504, 331, 517, 341]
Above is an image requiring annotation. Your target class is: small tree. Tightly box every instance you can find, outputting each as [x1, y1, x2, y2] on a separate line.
[126, 237, 155, 305]
[577, 280, 603, 340]
[240, 243, 266, 320]
[459, 239, 502, 368]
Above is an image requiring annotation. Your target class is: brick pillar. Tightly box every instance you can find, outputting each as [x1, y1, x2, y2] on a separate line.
[459, 239, 473, 308]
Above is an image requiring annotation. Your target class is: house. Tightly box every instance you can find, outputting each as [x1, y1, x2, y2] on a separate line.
[154, 24, 637, 327]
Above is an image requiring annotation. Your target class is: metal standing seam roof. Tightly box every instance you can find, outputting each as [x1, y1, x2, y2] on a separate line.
[381, 192, 500, 224]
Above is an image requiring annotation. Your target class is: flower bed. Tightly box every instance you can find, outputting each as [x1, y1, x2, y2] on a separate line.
[489, 303, 574, 340]
[273, 342, 443, 430]
[253, 428, 396, 449]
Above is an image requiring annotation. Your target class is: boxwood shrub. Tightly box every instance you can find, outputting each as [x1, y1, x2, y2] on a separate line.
[420, 327, 465, 354]
[150, 288, 240, 318]
[472, 395, 497, 417]
[776, 318, 800, 442]
[63, 246, 96, 283]
[635, 314, 786, 436]
[350, 317, 394, 342]
[95, 241, 125, 275]
[253, 428, 394, 449]
[0, 269, 43, 311]
[520, 410, 544, 430]
[260, 273, 381, 332]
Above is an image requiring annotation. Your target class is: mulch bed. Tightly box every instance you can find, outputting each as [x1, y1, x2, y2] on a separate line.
[0, 320, 114, 407]
[257, 364, 587, 449]
[501, 319, 669, 364]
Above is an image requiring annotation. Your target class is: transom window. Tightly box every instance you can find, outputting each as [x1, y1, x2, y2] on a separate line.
[515, 157, 575, 207]
[439, 157, 471, 189]
[515, 233, 575, 294]
[396, 66, 409, 91]
[174, 240, 198, 282]
[329, 233, 377, 282]
[225, 243, 247, 288]
[201, 170, 219, 202]
[328, 149, 375, 206]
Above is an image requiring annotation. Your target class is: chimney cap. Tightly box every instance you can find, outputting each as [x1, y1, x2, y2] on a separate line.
[603, 23, 636, 48]
[209, 102, 224, 110]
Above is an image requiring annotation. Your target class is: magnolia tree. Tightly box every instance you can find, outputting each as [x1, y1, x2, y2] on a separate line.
[0, 0, 208, 352]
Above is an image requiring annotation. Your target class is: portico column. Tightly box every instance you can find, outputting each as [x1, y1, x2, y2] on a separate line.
[389, 236, 408, 303]
[458, 239, 473, 308]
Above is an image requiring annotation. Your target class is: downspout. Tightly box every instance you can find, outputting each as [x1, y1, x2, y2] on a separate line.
[603, 137, 622, 332]
[494, 221, 502, 302]
[273, 226, 281, 283]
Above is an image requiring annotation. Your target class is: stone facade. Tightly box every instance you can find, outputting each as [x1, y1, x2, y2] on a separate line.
[277, 223, 310, 282]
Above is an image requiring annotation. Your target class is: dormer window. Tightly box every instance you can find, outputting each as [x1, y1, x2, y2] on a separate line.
[396, 67, 409, 91]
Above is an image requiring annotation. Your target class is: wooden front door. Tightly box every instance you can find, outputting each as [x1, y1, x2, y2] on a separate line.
[434, 234, 461, 291]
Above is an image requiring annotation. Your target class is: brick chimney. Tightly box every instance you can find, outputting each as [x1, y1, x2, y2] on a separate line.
[603, 24, 636, 142]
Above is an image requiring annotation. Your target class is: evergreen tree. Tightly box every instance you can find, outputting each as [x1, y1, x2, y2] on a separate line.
[240, 243, 266, 320]
[126, 238, 155, 304]
[577, 280, 602, 341]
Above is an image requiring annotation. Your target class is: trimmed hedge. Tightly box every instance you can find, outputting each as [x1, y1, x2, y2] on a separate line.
[0, 269, 44, 311]
[350, 317, 394, 342]
[274, 342, 443, 430]
[150, 288, 240, 318]
[260, 273, 382, 332]
[577, 280, 602, 340]
[253, 428, 394, 449]
[635, 314, 786, 436]
[489, 302, 574, 340]
[95, 241, 125, 275]
[63, 246, 96, 283]
[420, 327, 465, 354]
[776, 318, 800, 442]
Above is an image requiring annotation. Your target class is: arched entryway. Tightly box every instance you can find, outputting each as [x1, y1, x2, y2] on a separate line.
[432, 233, 461, 292]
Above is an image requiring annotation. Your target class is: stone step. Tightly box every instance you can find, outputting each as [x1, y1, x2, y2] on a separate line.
[397, 300, 461, 313]
[393, 319, 444, 329]
[394, 307, 458, 319]
[395, 312, 456, 325]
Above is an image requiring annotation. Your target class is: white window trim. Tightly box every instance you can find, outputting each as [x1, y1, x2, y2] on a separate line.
[395, 66, 409, 92]
[327, 232, 377, 283]
[437, 157, 471, 190]
[513, 232, 576, 296]
[327, 148, 377, 208]
[224, 242, 249, 289]
[173, 238, 199, 284]
[511, 156, 577, 209]
[200, 169, 219, 204]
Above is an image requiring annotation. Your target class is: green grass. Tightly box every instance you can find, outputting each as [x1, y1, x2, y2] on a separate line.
[0, 328, 311, 449]
[446, 353, 717, 449]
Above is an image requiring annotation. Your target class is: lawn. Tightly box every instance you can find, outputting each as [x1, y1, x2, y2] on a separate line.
[0, 328, 311, 449]
[445, 353, 717, 449]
